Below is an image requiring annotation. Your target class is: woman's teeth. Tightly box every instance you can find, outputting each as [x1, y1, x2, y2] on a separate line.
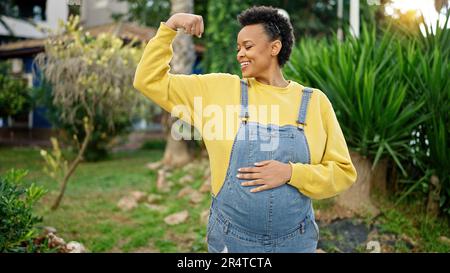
[241, 61, 250, 68]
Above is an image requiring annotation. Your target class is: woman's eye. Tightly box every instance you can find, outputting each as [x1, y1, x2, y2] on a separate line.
[236, 46, 252, 52]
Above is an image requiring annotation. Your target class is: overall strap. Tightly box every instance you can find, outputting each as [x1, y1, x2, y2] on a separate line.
[296, 87, 313, 130]
[239, 79, 249, 123]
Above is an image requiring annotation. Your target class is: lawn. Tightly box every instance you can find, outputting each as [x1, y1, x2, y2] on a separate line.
[1, 145, 449, 253]
[0, 146, 211, 253]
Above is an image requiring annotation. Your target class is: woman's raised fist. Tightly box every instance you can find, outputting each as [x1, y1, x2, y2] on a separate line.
[165, 13, 204, 38]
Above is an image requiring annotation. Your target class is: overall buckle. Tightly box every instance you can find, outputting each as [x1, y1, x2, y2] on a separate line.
[296, 121, 306, 130]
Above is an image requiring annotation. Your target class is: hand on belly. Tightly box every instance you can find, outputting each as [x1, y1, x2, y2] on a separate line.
[236, 160, 292, 193]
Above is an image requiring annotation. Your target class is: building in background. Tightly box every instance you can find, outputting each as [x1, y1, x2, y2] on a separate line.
[0, 0, 160, 146]
[80, 0, 128, 27]
[0, 0, 69, 44]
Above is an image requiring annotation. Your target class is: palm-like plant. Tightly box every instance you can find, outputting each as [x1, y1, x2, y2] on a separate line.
[287, 25, 426, 175]
[284, 24, 428, 214]
[398, 15, 450, 214]
[286, 11, 450, 214]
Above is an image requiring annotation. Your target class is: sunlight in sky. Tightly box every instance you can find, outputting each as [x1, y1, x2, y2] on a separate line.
[385, 0, 449, 31]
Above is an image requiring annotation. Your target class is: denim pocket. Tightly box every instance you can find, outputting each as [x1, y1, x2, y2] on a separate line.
[248, 131, 295, 164]
[206, 215, 228, 253]
[206, 214, 218, 243]
[275, 218, 317, 252]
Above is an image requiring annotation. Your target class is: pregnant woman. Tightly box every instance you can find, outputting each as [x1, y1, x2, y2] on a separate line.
[133, 5, 357, 253]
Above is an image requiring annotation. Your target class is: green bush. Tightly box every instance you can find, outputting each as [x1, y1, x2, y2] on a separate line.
[397, 18, 450, 213]
[0, 169, 48, 252]
[284, 19, 449, 214]
[0, 61, 32, 118]
[285, 25, 426, 176]
[35, 80, 132, 162]
[141, 139, 167, 150]
[33, 16, 148, 162]
[203, 1, 251, 74]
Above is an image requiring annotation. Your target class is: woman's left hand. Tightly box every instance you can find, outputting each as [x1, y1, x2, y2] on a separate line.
[237, 160, 292, 193]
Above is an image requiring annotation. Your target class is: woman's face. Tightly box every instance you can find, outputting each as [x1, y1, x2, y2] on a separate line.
[236, 24, 280, 78]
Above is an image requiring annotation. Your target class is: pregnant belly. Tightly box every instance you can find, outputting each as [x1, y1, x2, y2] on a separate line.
[214, 181, 311, 236]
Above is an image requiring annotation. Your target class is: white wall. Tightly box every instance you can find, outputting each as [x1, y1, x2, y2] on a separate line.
[81, 0, 129, 27]
[45, 0, 69, 30]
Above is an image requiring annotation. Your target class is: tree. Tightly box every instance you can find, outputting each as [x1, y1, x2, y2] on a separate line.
[114, 0, 206, 174]
[155, 0, 197, 170]
[202, 0, 251, 74]
[115, 0, 171, 27]
[202, 0, 378, 74]
[0, 62, 31, 119]
[146, 0, 200, 190]
[35, 15, 145, 209]
[117, 0, 209, 28]
[120, 0, 201, 177]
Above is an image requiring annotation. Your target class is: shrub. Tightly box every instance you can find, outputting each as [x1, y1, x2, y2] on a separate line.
[0, 169, 48, 252]
[0, 61, 31, 118]
[284, 18, 450, 214]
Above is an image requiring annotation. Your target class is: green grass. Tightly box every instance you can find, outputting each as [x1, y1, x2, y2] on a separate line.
[312, 194, 450, 253]
[373, 196, 450, 253]
[378, 209, 417, 237]
[312, 198, 335, 211]
[0, 146, 210, 253]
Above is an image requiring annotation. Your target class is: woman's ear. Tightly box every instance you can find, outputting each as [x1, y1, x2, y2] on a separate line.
[271, 40, 282, 56]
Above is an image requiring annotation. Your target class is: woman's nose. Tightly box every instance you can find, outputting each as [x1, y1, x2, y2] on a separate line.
[236, 49, 245, 60]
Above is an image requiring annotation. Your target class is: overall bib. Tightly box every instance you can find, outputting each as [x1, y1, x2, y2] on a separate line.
[207, 79, 319, 253]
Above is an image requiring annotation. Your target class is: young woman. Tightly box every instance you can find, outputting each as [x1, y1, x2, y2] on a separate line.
[133, 6, 357, 253]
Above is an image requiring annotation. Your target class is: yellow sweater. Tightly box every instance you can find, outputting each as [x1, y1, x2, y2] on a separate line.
[133, 22, 357, 200]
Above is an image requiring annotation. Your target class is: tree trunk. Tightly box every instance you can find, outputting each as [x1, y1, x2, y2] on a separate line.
[162, 115, 193, 168]
[371, 157, 389, 196]
[158, 0, 196, 168]
[426, 175, 441, 217]
[51, 122, 92, 210]
[335, 151, 383, 216]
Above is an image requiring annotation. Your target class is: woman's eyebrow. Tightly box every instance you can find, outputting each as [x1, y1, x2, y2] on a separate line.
[237, 40, 254, 45]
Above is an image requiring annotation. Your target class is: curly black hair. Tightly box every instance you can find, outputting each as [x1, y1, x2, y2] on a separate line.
[237, 5, 294, 67]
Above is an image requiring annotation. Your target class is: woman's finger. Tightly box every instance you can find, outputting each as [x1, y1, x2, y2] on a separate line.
[237, 172, 260, 180]
[254, 160, 272, 166]
[250, 184, 271, 193]
[187, 23, 194, 35]
[193, 16, 202, 37]
[241, 179, 264, 187]
[199, 18, 204, 37]
[238, 166, 259, 173]
[192, 21, 200, 37]
[182, 23, 190, 34]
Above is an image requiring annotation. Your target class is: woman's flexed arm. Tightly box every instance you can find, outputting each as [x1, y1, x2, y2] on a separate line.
[133, 13, 210, 126]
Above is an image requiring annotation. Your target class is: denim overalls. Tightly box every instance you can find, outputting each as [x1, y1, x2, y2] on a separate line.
[207, 79, 320, 253]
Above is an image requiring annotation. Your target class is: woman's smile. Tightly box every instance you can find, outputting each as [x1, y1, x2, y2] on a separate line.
[240, 61, 251, 71]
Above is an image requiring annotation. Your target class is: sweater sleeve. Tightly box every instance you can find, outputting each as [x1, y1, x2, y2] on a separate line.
[133, 22, 230, 127]
[287, 94, 357, 200]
